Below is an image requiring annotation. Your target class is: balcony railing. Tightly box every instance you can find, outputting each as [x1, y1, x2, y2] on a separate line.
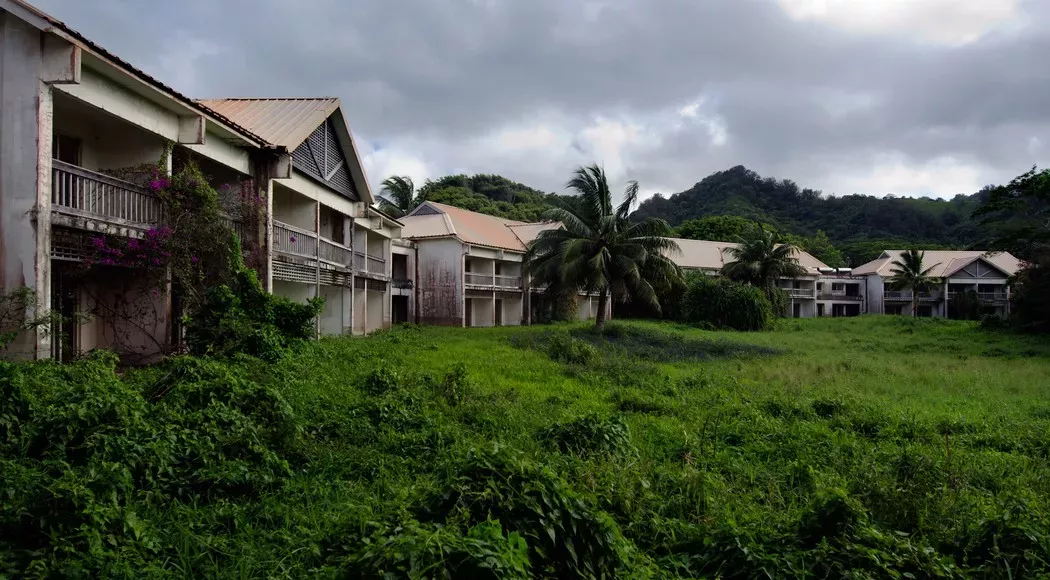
[367, 254, 386, 275]
[319, 236, 353, 267]
[782, 288, 815, 298]
[273, 221, 317, 258]
[353, 251, 367, 271]
[884, 291, 940, 302]
[819, 292, 863, 301]
[496, 275, 523, 289]
[465, 273, 495, 287]
[51, 159, 163, 226]
[392, 278, 413, 290]
[948, 291, 1008, 302]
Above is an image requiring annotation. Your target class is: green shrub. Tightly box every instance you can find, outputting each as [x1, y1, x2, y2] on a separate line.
[345, 520, 530, 579]
[545, 331, 598, 365]
[680, 276, 774, 331]
[185, 236, 322, 362]
[423, 446, 638, 577]
[541, 414, 635, 458]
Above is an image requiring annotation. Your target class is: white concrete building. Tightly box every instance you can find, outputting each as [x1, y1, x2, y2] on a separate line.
[199, 98, 402, 336]
[665, 238, 829, 318]
[816, 269, 867, 317]
[398, 202, 608, 327]
[853, 250, 1021, 318]
[0, 0, 283, 360]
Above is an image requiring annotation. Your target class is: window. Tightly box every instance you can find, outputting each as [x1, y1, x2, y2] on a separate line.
[494, 263, 502, 276]
[52, 133, 81, 165]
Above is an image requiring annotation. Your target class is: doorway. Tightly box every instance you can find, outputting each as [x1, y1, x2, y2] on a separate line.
[392, 296, 409, 325]
[465, 298, 473, 327]
[495, 299, 503, 326]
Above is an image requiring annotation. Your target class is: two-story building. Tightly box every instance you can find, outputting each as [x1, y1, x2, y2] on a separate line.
[853, 250, 1021, 318]
[398, 202, 608, 327]
[0, 0, 401, 361]
[664, 238, 829, 318]
[816, 268, 867, 317]
[196, 98, 402, 336]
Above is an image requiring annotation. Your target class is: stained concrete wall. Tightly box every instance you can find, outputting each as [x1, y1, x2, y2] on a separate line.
[319, 284, 350, 336]
[0, 13, 49, 358]
[416, 238, 464, 326]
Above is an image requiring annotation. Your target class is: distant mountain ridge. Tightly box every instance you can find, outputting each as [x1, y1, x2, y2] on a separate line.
[630, 165, 987, 248]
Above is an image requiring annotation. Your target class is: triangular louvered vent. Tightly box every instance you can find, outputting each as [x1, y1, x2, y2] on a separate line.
[291, 116, 360, 200]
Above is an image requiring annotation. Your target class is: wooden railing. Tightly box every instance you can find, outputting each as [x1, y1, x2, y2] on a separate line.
[273, 221, 317, 258]
[367, 254, 386, 275]
[495, 275, 523, 289]
[319, 236, 352, 267]
[51, 159, 163, 225]
[884, 291, 939, 302]
[465, 273, 495, 286]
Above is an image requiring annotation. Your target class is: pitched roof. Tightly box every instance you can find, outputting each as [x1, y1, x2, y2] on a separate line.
[196, 98, 340, 149]
[664, 238, 829, 275]
[852, 250, 1022, 278]
[2, 0, 270, 147]
[401, 202, 555, 252]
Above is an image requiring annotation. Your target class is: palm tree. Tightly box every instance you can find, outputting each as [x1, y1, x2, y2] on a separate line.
[722, 226, 807, 298]
[526, 164, 682, 330]
[377, 175, 425, 218]
[888, 249, 939, 317]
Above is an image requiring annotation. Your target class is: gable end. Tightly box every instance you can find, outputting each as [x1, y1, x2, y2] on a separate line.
[292, 118, 359, 200]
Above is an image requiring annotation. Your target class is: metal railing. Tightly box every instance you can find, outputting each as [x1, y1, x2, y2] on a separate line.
[465, 273, 495, 286]
[51, 159, 163, 225]
[319, 236, 353, 266]
[273, 221, 317, 258]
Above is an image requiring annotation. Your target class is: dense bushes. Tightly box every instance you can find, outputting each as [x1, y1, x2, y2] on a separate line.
[681, 275, 774, 330]
[185, 236, 322, 361]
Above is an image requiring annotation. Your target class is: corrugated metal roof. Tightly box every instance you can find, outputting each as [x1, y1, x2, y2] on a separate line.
[5, 0, 271, 147]
[196, 98, 340, 149]
[507, 222, 561, 245]
[852, 250, 1022, 278]
[400, 213, 456, 240]
[401, 202, 536, 252]
[665, 237, 829, 275]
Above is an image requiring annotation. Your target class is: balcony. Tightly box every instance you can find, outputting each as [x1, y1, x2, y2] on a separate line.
[319, 237, 353, 267]
[781, 288, 815, 299]
[948, 291, 1008, 303]
[353, 251, 387, 277]
[884, 291, 940, 302]
[818, 291, 863, 301]
[51, 159, 163, 230]
[465, 273, 523, 290]
[392, 278, 413, 290]
[273, 221, 318, 258]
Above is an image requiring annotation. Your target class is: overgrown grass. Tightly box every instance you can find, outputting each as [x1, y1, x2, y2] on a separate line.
[3, 316, 1050, 577]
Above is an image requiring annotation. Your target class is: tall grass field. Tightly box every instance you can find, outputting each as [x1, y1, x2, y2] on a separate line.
[3, 316, 1050, 577]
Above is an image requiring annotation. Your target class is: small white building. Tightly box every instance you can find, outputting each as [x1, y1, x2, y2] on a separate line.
[816, 269, 867, 317]
[398, 202, 608, 327]
[664, 238, 830, 318]
[853, 250, 1022, 318]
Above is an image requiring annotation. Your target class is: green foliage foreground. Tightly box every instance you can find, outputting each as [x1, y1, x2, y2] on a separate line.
[3, 318, 1050, 577]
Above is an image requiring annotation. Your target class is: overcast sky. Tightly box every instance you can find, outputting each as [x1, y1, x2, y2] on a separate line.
[35, 0, 1050, 201]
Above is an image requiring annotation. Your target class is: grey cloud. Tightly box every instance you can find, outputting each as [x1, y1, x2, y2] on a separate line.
[32, 0, 1050, 197]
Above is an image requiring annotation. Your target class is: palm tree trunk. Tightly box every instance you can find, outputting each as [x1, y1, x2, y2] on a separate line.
[912, 295, 918, 318]
[595, 289, 609, 331]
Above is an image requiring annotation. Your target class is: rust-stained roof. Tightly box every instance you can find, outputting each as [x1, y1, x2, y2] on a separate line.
[666, 237, 829, 275]
[196, 98, 341, 149]
[852, 250, 1022, 278]
[507, 222, 561, 245]
[401, 202, 536, 252]
[3, 0, 271, 147]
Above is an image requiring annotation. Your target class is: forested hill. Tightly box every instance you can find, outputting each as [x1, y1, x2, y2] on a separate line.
[631, 165, 988, 247]
[417, 174, 565, 222]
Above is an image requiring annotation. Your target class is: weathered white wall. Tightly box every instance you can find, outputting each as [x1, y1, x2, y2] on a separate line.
[273, 280, 316, 303]
[499, 293, 523, 326]
[416, 238, 464, 326]
[468, 295, 494, 327]
[366, 289, 385, 333]
[352, 286, 366, 334]
[319, 284, 350, 336]
[865, 275, 885, 314]
[0, 14, 49, 358]
[76, 269, 169, 361]
[53, 93, 167, 171]
[272, 184, 316, 231]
